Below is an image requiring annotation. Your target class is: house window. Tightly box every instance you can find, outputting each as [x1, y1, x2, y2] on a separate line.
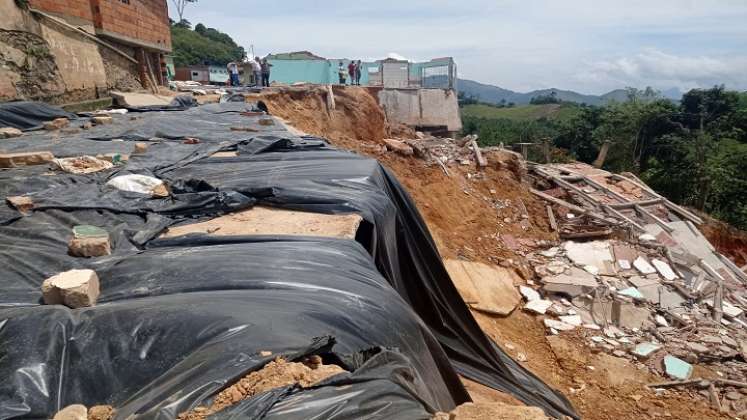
[120, 0, 131, 4]
[192, 72, 199, 77]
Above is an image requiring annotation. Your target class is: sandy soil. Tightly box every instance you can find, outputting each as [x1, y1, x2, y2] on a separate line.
[256, 85, 737, 420]
[161, 206, 362, 239]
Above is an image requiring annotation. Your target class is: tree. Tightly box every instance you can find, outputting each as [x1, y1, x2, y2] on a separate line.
[170, 0, 198, 23]
[170, 22, 246, 67]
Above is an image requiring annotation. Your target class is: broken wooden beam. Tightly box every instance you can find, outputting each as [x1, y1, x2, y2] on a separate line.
[634, 204, 675, 234]
[560, 229, 613, 240]
[546, 206, 558, 231]
[530, 189, 617, 224]
[603, 205, 646, 232]
[647, 378, 706, 389]
[608, 199, 665, 209]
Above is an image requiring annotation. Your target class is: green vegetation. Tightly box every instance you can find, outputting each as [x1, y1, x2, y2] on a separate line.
[461, 86, 747, 230]
[170, 21, 246, 67]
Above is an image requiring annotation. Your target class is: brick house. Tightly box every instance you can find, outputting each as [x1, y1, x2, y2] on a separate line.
[27, 0, 171, 87]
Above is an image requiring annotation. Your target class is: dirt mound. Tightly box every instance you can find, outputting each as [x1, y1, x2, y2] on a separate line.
[256, 86, 554, 265]
[434, 401, 548, 420]
[178, 357, 346, 420]
[698, 212, 747, 266]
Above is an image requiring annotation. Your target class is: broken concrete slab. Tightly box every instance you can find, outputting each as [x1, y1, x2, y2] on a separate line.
[664, 355, 693, 380]
[618, 287, 644, 300]
[686, 342, 709, 354]
[544, 318, 576, 331]
[564, 240, 613, 272]
[444, 259, 522, 315]
[107, 174, 168, 197]
[632, 342, 661, 359]
[519, 285, 541, 302]
[559, 314, 582, 326]
[524, 299, 553, 315]
[42, 269, 100, 308]
[111, 91, 173, 107]
[633, 256, 657, 275]
[0, 127, 22, 138]
[541, 267, 598, 298]
[652, 259, 678, 281]
[0, 151, 55, 168]
[613, 302, 650, 329]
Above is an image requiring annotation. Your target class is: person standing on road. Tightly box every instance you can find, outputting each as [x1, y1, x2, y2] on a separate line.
[251, 57, 263, 88]
[348, 60, 356, 85]
[261, 58, 272, 87]
[338, 61, 347, 85]
[355, 60, 363, 85]
[227, 61, 240, 86]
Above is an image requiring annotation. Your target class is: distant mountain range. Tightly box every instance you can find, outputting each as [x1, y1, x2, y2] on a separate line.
[457, 79, 683, 106]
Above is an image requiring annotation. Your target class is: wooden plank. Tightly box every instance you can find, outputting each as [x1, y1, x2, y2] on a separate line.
[560, 229, 613, 240]
[634, 204, 675, 233]
[603, 205, 646, 232]
[546, 205, 558, 231]
[609, 199, 664, 209]
[530, 189, 617, 224]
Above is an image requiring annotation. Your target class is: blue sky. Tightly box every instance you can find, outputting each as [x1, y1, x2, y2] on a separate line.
[172, 0, 747, 94]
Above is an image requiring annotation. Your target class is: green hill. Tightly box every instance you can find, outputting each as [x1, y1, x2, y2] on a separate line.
[462, 103, 580, 122]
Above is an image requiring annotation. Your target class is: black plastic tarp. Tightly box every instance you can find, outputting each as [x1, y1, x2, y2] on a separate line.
[0, 101, 77, 131]
[0, 102, 578, 419]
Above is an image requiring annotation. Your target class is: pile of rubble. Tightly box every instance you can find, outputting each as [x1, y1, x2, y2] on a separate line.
[517, 162, 747, 415]
[382, 133, 491, 172]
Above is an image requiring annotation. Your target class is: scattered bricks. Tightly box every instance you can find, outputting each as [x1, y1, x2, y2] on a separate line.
[383, 139, 414, 156]
[258, 117, 275, 126]
[53, 404, 87, 420]
[88, 405, 115, 420]
[43, 118, 70, 131]
[41, 269, 100, 308]
[0, 127, 22, 138]
[68, 225, 111, 258]
[0, 151, 55, 168]
[6, 196, 33, 214]
[91, 116, 113, 125]
[133, 142, 149, 154]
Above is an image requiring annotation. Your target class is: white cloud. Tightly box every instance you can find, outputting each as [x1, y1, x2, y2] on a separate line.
[579, 49, 747, 91]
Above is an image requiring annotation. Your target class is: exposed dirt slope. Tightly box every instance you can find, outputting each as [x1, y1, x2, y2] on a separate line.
[252, 85, 730, 420]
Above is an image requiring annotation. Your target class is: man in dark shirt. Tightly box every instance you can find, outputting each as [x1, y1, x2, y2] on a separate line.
[261, 59, 273, 87]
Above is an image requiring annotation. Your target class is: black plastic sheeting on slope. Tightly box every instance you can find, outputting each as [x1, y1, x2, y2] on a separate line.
[0, 102, 579, 419]
[0, 101, 77, 130]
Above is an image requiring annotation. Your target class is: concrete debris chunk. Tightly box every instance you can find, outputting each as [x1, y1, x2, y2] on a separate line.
[519, 285, 541, 302]
[686, 342, 709, 354]
[6, 195, 33, 214]
[133, 142, 149, 154]
[54, 156, 114, 174]
[107, 174, 169, 197]
[663, 355, 693, 380]
[258, 117, 275, 126]
[544, 318, 576, 331]
[618, 287, 644, 300]
[524, 299, 553, 315]
[651, 259, 677, 281]
[91, 116, 113, 125]
[633, 256, 657, 275]
[632, 342, 661, 359]
[44, 118, 70, 130]
[41, 269, 100, 308]
[383, 139, 414, 156]
[0, 151, 55, 168]
[68, 225, 111, 258]
[0, 127, 23, 138]
[559, 315, 582, 326]
[564, 241, 613, 272]
[53, 404, 87, 420]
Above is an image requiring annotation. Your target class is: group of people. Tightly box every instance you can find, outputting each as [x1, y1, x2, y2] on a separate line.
[338, 60, 363, 85]
[226, 56, 273, 87]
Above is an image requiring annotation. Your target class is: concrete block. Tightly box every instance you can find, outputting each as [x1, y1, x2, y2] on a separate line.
[91, 116, 113, 125]
[43, 118, 70, 130]
[383, 139, 414, 156]
[42, 269, 100, 308]
[0, 127, 22, 138]
[68, 226, 111, 258]
[133, 142, 149, 154]
[664, 355, 693, 380]
[0, 151, 54, 168]
[631, 342, 661, 359]
[53, 404, 87, 420]
[6, 195, 33, 214]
